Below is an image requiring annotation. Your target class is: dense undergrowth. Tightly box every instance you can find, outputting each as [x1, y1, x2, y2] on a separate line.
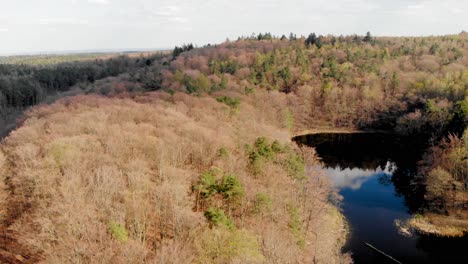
[0, 93, 349, 263]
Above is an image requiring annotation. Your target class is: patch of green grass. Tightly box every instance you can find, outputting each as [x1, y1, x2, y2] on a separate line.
[195, 228, 264, 263]
[194, 168, 245, 205]
[247, 137, 285, 175]
[216, 96, 241, 114]
[109, 221, 129, 242]
[219, 175, 245, 202]
[288, 205, 305, 248]
[282, 108, 294, 131]
[245, 86, 256, 95]
[253, 193, 272, 214]
[217, 147, 229, 158]
[204, 208, 235, 229]
[193, 170, 219, 199]
[283, 153, 306, 180]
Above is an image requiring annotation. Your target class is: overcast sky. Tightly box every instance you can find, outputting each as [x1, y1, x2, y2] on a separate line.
[0, 0, 467, 55]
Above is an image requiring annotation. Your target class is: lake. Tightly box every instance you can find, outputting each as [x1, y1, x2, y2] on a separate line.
[294, 133, 468, 264]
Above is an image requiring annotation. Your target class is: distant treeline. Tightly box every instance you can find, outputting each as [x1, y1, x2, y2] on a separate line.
[0, 54, 163, 112]
[167, 32, 468, 138]
[0, 51, 168, 65]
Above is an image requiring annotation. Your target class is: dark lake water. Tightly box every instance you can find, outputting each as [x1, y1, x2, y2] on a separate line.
[294, 133, 468, 264]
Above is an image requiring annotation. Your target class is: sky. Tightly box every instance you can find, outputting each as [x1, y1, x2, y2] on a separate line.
[0, 0, 467, 55]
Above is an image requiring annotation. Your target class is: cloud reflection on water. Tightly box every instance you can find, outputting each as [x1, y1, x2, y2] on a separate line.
[324, 161, 397, 190]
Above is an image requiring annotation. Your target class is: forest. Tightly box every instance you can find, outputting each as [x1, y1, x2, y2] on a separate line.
[0, 53, 165, 108]
[98, 32, 468, 220]
[0, 51, 162, 65]
[0, 32, 467, 263]
[0, 52, 165, 136]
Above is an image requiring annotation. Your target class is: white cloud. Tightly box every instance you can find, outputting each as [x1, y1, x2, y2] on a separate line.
[88, 0, 109, 5]
[0, 0, 467, 54]
[168, 16, 188, 23]
[39, 18, 89, 25]
[155, 6, 180, 16]
[408, 4, 425, 9]
[450, 8, 463, 14]
[324, 161, 396, 190]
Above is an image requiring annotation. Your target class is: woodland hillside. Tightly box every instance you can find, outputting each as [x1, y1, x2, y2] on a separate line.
[154, 33, 467, 136]
[0, 92, 349, 263]
[0, 52, 165, 136]
[89, 32, 468, 224]
[0, 32, 467, 262]
[3, 33, 467, 137]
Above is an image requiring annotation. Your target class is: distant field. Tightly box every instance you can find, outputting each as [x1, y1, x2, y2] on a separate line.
[0, 50, 170, 65]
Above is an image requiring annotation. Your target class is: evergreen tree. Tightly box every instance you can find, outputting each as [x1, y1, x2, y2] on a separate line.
[364, 31, 373, 43]
[289, 32, 297, 41]
[305, 33, 317, 47]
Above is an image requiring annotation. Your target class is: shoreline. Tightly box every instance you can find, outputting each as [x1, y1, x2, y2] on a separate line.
[304, 204, 351, 263]
[292, 128, 393, 138]
[408, 213, 468, 237]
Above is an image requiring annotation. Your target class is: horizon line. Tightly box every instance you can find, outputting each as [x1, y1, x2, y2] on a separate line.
[0, 47, 173, 57]
[1, 30, 466, 57]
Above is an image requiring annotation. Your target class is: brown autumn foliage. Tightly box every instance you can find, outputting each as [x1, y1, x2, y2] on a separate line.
[0, 150, 6, 222]
[0, 91, 349, 263]
[157, 34, 467, 133]
[1, 32, 466, 260]
[419, 130, 468, 212]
